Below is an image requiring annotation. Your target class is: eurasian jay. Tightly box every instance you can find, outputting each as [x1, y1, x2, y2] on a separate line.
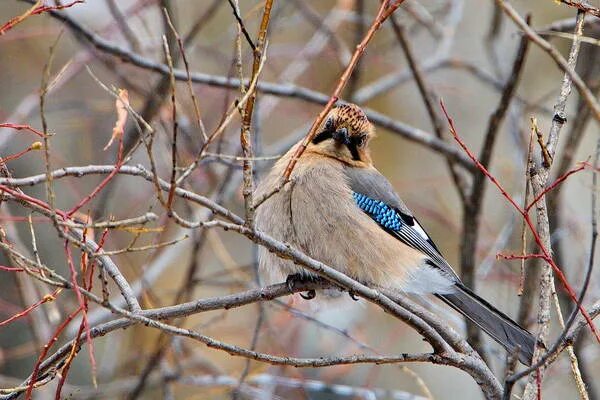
[255, 103, 535, 365]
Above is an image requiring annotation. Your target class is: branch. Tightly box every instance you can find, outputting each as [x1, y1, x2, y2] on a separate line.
[496, 1, 600, 127]
[4, 273, 501, 400]
[458, 17, 530, 361]
[520, 10, 587, 399]
[560, 0, 600, 18]
[16, 0, 475, 171]
[238, 0, 273, 226]
[389, 15, 470, 201]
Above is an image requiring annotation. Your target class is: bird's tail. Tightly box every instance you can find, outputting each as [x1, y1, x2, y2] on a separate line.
[436, 283, 535, 365]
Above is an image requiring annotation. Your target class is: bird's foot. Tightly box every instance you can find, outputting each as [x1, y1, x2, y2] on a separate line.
[300, 290, 316, 300]
[286, 273, 320, 300]
[348, 290, 360, 301]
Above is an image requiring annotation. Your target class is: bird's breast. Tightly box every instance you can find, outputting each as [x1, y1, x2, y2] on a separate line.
[256, 155, 427, 289]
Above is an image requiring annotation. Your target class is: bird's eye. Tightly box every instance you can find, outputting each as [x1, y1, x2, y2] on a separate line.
[356, 134, 367, 147]
[324, 117, 334, 131]
[338, 127, 348, 137]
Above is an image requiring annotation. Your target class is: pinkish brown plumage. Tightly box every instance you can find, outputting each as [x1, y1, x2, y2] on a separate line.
[255, 103, 535, 365]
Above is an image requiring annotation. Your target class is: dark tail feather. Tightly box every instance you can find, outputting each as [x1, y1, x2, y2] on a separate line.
[436, 283, 535, 365]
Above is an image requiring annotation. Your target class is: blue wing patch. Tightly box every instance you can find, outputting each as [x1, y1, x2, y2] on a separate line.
[352, 192, 402, 232]
[347, 170, 458, 281]
[352, 191, 442, 254]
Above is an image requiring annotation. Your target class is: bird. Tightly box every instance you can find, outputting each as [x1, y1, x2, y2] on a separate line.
[254, 103, 535, 365]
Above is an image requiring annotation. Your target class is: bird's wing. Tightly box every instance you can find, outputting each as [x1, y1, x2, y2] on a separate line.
[344, 166, 460, 281]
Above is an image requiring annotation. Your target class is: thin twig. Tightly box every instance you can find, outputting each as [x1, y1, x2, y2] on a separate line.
[560, 0, 600, 18]
[239, 0, 273, 226]
[389, 15, 470, 201]
[496, 1, 600, 127]
[282, 0, 407, 179]
[226, 0, 257, 51]
[105, 0, 140, 51]
[520, 10, 587, 400]
[459, 16, 531, 362]
[15, 1, 474, 170]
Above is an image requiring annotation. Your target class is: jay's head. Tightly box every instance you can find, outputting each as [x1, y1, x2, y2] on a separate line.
[310, 103, 375, 164]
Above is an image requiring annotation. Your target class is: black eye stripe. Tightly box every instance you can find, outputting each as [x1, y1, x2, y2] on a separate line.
[312, 123, 365, 161]
[312, 130, 333, 144]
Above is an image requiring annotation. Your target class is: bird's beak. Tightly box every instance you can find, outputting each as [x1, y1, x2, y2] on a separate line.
[332, 128, 350, 145]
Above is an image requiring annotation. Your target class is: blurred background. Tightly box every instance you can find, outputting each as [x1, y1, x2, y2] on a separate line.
[0, 1, 599, 399]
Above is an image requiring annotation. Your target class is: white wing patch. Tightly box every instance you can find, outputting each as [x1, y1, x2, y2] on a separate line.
[411, 218, 430, 242]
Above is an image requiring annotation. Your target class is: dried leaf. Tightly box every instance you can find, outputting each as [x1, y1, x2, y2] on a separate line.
[103, 89, 129, 151]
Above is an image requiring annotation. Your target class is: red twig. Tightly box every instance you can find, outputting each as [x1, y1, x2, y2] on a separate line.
[1, 142, 42, 163]
[0, 184, 69, 219]
[67, 122, 124, 217]
[0, 288, 60, 327]
[1, 180, 103, 382]
[26, 305, 82, 400]
[526, 162, 589, 211]
[55, 315, 86, 400]
[0, 265, 24, 272]
[440, 100, 600, 343]
[64, 242, 96, 383]
[0, 182, 104, 396]
[0, 1, 84, 36]
[69, 89, 128, 217]
[55, 224, 102, 398]
[0, 123, 45, 137]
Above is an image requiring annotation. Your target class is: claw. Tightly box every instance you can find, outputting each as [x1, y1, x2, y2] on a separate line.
[300, 290, 316, 300]
[349, 291, 359, 301]
[286, 274, 318, 300]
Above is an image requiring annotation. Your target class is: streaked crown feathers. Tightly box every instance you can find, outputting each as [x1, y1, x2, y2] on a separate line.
[328, 103, 374, 139]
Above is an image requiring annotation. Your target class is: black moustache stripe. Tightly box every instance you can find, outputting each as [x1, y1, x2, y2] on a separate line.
[347, 143, 360, 161]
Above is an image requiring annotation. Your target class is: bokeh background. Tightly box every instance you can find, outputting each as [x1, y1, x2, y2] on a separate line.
[0, 1, 599, 399]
